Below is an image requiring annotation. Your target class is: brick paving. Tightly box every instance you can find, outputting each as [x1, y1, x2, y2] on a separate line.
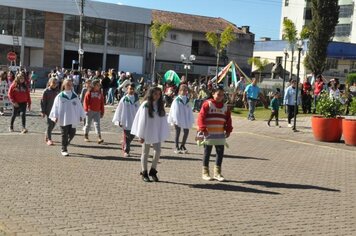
[0, 90, 355, 236]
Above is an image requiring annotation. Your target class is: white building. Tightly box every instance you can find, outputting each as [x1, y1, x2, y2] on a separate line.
[280, 0, 356, 43]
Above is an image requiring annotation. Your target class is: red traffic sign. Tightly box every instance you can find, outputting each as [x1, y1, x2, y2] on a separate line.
[7, 52, 17, 62]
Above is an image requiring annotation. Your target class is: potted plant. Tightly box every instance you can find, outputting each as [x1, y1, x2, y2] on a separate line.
[342, 99, 356, 146]
[311, 92, 343, 142]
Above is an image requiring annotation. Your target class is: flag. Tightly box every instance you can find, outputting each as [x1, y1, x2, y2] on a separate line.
[162, 70, 181, 86]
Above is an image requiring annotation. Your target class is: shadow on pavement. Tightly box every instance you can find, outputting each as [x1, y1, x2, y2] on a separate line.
[71, 144, 119, 150]
[223, 155, 269, 161]
[160, 181, 280, 195]
[164, 140, 196, 146]
[236, 180, 340, 192]
[160, 155, 202, 161]
[71, 153, 140, 162]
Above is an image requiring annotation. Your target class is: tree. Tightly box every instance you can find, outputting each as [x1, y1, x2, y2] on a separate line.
[282, 19, 297, 79]
[150, 21, 172, 83]
[305, 0, 339, 76]
[282, 19, 310, 79]
[206, 26, 236, 79]
[248, 57, 269, 82]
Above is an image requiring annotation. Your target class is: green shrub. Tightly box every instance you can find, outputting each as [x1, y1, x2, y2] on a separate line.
[346, 73, 356, 86]
[316, 92, 343, 118]
[349, 99, 356, 116]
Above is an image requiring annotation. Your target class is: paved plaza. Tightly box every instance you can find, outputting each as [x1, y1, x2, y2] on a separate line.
[0, 90, 355, 236]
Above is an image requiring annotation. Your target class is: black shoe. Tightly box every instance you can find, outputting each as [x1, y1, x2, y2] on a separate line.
[149, 168, 159, 182]
[140, 171, 151, 182]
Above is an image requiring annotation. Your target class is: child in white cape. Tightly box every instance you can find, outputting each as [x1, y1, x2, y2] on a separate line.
[168, 84, 194, 154]
[131, 87, 170, 182]
[49, 79, 86, 156]
[112, 83, 140, 157]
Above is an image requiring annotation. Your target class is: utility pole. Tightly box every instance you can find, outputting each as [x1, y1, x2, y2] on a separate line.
[78, 0, 85, 71]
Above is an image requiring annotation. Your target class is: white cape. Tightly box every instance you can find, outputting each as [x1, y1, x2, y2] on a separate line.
[167, 96, 194, 129]
[49, 92, 86, 127]
[131, 101, 170, 144]
[112, 95, 139, 130]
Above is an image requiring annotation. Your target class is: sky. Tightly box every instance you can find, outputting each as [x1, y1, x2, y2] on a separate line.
[98, 0, 282, 40]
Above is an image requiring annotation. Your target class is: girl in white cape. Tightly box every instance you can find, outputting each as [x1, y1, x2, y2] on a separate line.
[112, 83, 140, 158]
[131, 87, 170, 182]
[49, 79, 86, 156]
[168, 84, 194, 154]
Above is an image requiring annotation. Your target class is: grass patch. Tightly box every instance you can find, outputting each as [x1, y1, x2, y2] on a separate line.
[231, 107, 313, 120]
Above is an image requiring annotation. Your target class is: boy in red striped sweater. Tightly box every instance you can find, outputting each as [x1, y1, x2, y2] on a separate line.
[83, 80, 105, 144]
[197, 87, 233, 182]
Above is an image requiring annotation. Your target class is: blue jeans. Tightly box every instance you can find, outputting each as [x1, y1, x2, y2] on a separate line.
[107, 88, 115, 104]
[248, 99, 257, 119]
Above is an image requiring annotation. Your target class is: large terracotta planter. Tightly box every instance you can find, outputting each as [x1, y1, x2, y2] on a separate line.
[311, 116, 343, 142]
[342, 118, 356, 146]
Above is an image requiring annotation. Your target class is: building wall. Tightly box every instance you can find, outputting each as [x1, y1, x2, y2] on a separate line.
[156, 30, 192, 62]
[43, 12, 63, 68]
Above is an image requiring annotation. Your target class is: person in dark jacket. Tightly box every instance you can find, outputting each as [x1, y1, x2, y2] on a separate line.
[107, 70, 118, 105]
[41, 78, 59, 145]
[101, 72, 111, 105]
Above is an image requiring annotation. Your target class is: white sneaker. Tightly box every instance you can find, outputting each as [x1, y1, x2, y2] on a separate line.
[213, 174, 225, 182]
[174, 148, 182, 154]
[288, 124, 293, 128]
[61, 151, 69, 156]
[202, 174, 213, 181]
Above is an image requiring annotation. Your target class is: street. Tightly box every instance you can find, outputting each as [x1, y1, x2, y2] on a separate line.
[0, 91, 355, 235]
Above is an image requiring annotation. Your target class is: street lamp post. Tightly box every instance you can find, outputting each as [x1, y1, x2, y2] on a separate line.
[180, 54, 196, 81]
[78, 0, 85, 72]
[293, 40, 304, 132]
[282, 48, 289, 106]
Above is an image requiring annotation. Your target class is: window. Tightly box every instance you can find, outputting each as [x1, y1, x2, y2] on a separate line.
[339, 5, 354, 18]
[285, 0, 289, 6]
[304, 8, 312, 20]
[0, 6, 22, 36]
[25, 10, 45, 39]
[334, 24, 352, 37]
[107, 20, 144, 49]
[191, 40, 215, 57]
[327, 59, 338, 69]
[65, 15, 105, 45]
[276, 56, 283, 64]
[351, 61, 356, 70]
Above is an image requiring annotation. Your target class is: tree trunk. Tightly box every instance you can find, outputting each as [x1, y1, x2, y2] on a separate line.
[152, 47, 157, 84]
[290, 49, 295, 80]
[216, 51, 220, 80]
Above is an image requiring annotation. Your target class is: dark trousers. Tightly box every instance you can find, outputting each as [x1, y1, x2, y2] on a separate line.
[268, 110, 279, 125]
[46, 117, 56, 140]
[103, 88, 109, 104]
[302, 94, 312, 113]
[175, 125, 189, 149]
[203, 145, 224, 167]
[287, 105, 296, 124]
[10, 102, 27, 129]
[123, 129, 135, 153]
[60, 125, 76, 151]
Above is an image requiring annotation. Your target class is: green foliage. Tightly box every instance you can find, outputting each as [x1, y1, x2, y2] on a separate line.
[316, 92, 343, 118]
[305, 0, 339, 75]
[205, 26, 237, 53]
[300, 26, 311, 40]
[150, 21, 172, 48]
[349, 99, 356, 116]
[206, 32, 219, 50]
[346, 73, 356, 85]
[248, 57, 269, 72]
[282, 19, 297, 45]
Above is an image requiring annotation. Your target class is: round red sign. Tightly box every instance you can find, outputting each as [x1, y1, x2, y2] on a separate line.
[7, 52, 17, 62]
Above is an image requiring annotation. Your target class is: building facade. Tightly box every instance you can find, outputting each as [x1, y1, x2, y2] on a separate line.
[253, 39, 356, 83]
[0, 0, 151, 73]
[280, 0, 356, 43]
[151, 10, 255, 80]
[0, 0, 254, 78]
